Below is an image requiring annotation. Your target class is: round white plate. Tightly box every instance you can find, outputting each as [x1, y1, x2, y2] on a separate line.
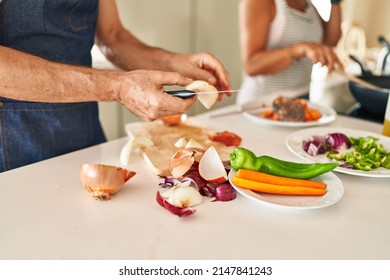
[241, 96, 337, 127]
[286, 127, 390, 178]
[228, 170, 344, 210]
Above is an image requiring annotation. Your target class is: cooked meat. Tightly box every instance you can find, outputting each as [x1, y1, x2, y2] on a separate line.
[272, 96, 306, 122]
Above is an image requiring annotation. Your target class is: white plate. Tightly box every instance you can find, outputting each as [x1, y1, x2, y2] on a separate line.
[241, 96, 337, 127]
[286, 127, 390, 178]
[228, 170, 344, 210]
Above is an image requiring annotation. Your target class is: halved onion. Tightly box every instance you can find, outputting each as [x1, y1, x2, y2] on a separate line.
[80, 163, 136, 200]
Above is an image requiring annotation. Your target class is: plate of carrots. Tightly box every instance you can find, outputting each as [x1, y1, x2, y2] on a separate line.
[228, 169, 344, 209]
[241, 96, 337, 127]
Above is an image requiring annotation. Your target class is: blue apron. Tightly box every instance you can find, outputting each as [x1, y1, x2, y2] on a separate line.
[0, 0, 106, 172]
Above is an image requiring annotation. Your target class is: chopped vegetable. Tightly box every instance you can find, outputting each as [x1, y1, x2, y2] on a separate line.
[208, 131, 242, 146]
[230, 147, 338, 179]
[303, 133, 390, 171]
[327, 136, 390, 171]
[231, 176, 327, 196]
[157, 160, 237, 217]
[235, 169, 326, 189]
[156, 191, 196, 217]
[303, 133, 350, 156]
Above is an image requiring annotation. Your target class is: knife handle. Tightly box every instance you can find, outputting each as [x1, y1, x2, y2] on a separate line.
[165, 90, 196, 99]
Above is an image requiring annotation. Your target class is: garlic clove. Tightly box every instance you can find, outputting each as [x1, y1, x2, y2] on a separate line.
[120, 136, 154, 165]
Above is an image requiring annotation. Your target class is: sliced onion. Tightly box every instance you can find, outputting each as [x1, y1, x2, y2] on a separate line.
[166, 186, 203, 207]
[325, 133, 351, 149]
[156, 191, 196, 217]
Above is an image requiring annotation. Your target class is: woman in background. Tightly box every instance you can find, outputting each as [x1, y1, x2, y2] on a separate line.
[237, 0, 343, 106]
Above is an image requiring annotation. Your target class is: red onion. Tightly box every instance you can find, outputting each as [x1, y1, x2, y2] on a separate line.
[156, 191, 196, 217]
[214, 183, 236, 202]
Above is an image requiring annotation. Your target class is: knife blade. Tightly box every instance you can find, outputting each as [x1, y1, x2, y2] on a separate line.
[165, 89, 240, 98]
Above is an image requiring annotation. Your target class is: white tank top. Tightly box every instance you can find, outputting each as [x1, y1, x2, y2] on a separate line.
[237, 0, 323, 106]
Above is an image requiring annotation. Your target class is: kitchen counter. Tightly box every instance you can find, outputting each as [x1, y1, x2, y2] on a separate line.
[1, 106, 389, 260]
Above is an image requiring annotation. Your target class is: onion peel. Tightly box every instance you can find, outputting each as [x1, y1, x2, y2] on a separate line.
[156, 191, 196, 217]
[80, 163, 136, 200]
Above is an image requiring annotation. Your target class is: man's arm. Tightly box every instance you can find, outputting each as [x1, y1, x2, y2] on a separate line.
[0, 45, 120, 103]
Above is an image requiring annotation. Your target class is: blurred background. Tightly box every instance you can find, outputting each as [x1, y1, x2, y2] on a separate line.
[93, 0, 390, 140]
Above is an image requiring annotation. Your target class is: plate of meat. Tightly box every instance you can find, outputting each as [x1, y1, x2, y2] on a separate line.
[241, 95, 337, 127]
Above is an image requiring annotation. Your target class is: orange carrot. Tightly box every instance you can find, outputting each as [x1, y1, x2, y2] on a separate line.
[261, 109, 274, 119]
[235, 169, 326, 189]
[232, 176, 327, 196]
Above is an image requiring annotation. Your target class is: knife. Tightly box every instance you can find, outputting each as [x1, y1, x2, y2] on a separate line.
[165, 89, 241, 98]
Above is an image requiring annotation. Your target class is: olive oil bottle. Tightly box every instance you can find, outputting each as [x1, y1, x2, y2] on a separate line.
[383, 96, 390, 137]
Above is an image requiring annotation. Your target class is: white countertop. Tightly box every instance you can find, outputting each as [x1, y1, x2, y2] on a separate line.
[1, 106, 389, 260]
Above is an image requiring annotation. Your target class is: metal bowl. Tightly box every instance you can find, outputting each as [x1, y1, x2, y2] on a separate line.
[348, 76, 390, 121]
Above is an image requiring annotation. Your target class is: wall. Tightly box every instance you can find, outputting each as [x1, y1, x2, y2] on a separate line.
[343, 0, 390, 48]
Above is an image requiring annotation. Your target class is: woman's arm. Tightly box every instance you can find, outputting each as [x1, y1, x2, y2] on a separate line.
[321, 3, 343, 46]
[239, 0, 343, 76]
[239, 0, 296, 76]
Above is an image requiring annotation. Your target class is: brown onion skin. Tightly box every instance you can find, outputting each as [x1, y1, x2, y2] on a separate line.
[80, 163, 136, 200]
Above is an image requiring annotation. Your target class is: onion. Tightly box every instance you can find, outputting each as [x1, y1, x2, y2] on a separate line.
[185, 80, 219, 109]
[166, 186, 203, 207]
[325, 133, 351, 149]
[214, 183, 236, 202]
[156, 191, 196, 217]
[80, 163, 136, 200]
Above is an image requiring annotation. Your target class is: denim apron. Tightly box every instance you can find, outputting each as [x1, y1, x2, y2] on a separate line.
[0, 0, 106, 172]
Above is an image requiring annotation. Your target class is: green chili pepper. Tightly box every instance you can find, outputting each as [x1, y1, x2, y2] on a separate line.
[230, 147, 338, 179]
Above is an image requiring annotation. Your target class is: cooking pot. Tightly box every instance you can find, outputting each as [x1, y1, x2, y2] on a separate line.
[348, 76, 390, 122]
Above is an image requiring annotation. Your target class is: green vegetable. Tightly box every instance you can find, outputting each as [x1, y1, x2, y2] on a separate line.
[327, 136, 390, 171]
[230, 147, 338, 179]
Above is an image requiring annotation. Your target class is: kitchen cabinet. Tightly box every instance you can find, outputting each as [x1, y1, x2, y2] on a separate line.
[96, 0, 241, 140]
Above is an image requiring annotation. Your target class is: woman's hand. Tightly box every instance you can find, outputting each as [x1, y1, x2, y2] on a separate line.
[116, 70, 197, 121]
[289, 42, 344, 72]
